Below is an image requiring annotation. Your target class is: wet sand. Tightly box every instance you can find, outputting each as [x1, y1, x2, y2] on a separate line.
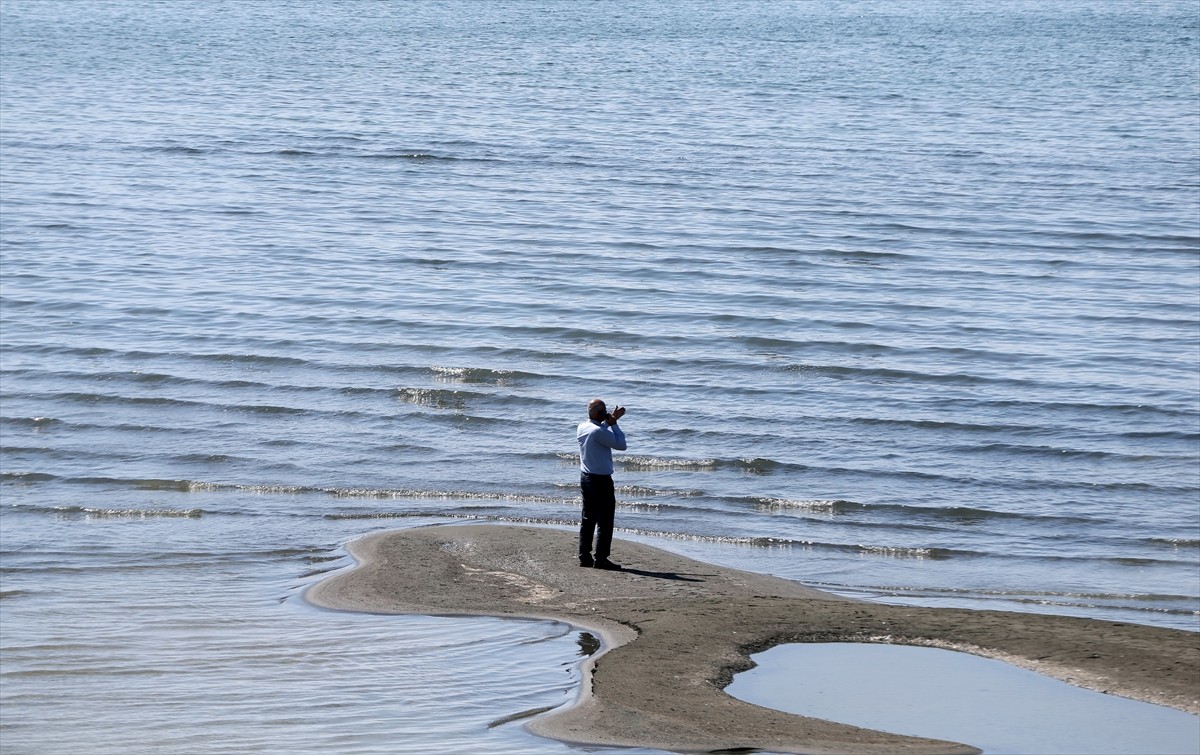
[306, 524, 1199, 755]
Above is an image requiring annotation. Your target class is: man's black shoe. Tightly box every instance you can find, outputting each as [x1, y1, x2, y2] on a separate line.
[579, 555, 594, 568]
[592, 559, 622, 571]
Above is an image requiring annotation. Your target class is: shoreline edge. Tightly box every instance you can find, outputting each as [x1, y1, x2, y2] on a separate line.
[306, 523, 1198, 754]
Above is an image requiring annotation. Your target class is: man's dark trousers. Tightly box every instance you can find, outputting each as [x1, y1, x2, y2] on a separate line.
[579, 471, 615, 560]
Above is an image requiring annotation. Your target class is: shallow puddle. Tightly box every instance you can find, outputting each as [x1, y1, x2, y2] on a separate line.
[726, 642, 1199, 755]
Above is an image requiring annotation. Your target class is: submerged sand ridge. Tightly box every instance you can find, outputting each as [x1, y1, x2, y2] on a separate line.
[307, 524, 1199, 755]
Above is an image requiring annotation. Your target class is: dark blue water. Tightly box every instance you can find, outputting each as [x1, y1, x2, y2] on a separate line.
[2, 1, 1197, 752]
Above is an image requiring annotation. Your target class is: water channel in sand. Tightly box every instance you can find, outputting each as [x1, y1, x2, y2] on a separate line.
[727, 643, 1200, 755]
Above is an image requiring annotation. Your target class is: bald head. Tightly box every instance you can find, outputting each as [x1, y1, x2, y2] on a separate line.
[588, 398, 607, 420]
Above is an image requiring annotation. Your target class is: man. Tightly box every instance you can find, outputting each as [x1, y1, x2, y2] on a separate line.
[577, 398, 627, 570]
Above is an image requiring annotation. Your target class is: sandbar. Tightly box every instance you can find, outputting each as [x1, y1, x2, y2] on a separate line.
[306, 524, 1199, 755]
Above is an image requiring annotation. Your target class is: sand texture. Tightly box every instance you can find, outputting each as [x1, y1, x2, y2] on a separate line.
[306, 524, 1199, 755]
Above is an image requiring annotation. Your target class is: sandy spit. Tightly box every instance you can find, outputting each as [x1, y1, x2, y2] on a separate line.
[306, 524, 1199, 755]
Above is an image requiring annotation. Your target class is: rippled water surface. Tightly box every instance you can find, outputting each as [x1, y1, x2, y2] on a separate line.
[2, 0, 1198, 752]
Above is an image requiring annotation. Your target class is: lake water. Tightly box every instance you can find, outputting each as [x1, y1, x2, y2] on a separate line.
[1, 1, 1197, 752]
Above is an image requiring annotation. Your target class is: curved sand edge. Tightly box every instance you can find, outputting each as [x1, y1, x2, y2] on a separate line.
[306, 523, 1199, 754]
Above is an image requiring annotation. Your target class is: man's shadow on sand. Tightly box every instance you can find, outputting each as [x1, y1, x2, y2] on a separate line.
[621, 567, 707, 582]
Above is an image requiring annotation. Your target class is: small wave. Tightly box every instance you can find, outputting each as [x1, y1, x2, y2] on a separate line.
[552, 480, 703, 498]
[7, 344, 120, 359]
[272, 148, 494, 163]
[619, 501, 687, 512]
[137, 478, 220, 492]
[141, 143, 494, 163]
[616, 456, 719, 471]
[11, 504, 204, 518]
[15, 390, 325, 417]
[191, 352, 312, 367]
[257, 547, 328, 559]
[1107, 556, 1187, 567]
[1002, 599, 1199, 617]
[338, 385, 401, 398]
[1026, 552, 1195, 568]
[323, 512, 578, 528]
[612, 454, 1122, 490]
[1120, 429, 1200, 441]
[829, 248, 915, 261]
[321, 487, 570, 504]
[429, 366, 541, 385]
[943, 442, 1162, 461]
[30, 476, 223, 492]
[230, 403, 311, 415]
[823, 582, 1198, 603]
[3, 417, 62, 429]
[66, 369, 275, 392]
[35, 391, 207, 409]
[1146, 538, 1200, 548]
[0, 474, 579, 506]
[1071, 312, 1199, 329]
[743, 457, 1194, 497]
[323, 510, 462, 521]
[851, 415, 1036, 434]
[942, 397, 1196, 422]
[395, 386, 486, 409]
[231, 483, 315, 494]
[778, 361, 1030, 388]
[729, 244, 915, 263]
[740, 496, 1090, 525]
[818, 582, 1199, 615]
[1, 472, 211, 492]
[143, 145, 208, 155]
[1, 472, 58, 483]
[749, 498, 858, 512]
[616, 527, 976, 559]
[170, 453, 241, 464]
[729, 457, 784, 474]
[857, 544, 960, 559]
[650, 456, 785, 474]
[359, 151, 479, 162]
[616, 484, 700, 497]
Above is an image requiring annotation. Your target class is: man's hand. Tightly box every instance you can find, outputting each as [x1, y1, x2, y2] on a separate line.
[607, 406, 626, 425]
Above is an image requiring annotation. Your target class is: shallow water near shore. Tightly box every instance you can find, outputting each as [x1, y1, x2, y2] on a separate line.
[728, 643, 1200, 755]
[2, 0, 1198, 752]
[1, 514, 670, 755]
